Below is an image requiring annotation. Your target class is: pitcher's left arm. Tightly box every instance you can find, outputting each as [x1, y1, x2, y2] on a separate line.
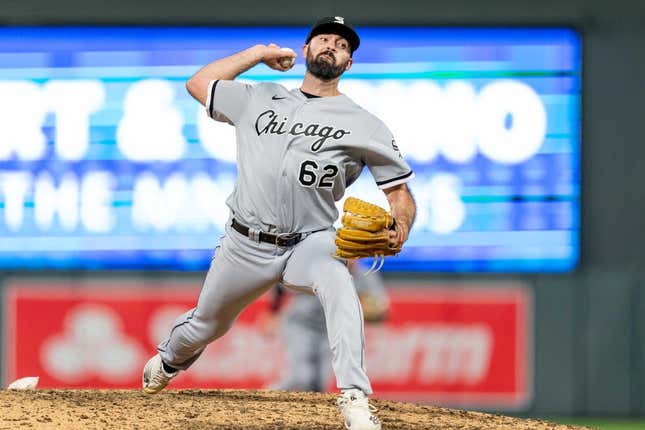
[383, 183, 416, 248]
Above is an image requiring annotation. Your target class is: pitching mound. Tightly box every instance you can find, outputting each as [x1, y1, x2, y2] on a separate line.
[0, 389, 588, 429]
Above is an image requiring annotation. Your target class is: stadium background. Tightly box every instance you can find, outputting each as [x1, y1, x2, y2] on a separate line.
[0, 0, 644, 428]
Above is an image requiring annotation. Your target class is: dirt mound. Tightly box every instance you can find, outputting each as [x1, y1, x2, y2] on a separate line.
[0, 389, 588, 429]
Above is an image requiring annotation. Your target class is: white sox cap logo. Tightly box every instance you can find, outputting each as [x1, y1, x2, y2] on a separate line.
[334, 16, 345, 24]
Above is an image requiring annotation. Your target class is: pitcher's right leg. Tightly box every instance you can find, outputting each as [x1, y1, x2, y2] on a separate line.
[143, 229, 289, 393]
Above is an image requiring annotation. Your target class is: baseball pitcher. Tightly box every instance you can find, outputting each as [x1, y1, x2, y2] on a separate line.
[142, 16, 416, 430]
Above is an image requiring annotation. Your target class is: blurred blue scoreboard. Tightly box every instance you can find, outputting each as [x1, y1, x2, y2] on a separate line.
[0, 27, 580, 271]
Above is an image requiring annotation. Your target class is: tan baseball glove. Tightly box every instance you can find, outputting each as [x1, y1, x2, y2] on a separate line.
[335, 197, 401, 259]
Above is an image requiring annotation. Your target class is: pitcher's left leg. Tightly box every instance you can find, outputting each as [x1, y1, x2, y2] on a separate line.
[283, 230, 372, 395]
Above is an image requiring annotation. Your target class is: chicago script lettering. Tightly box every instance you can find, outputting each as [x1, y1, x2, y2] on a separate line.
[254, 109, 351, 151]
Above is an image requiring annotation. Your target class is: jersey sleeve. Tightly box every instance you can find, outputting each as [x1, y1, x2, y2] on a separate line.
[363, 121, 414, 189]
[204, 79, 254, 125]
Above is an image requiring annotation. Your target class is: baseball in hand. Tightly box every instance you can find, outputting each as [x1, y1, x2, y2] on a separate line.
[278, 47, 296, 69]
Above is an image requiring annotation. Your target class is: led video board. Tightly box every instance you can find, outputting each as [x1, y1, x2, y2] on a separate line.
[0, 27, 580, 271]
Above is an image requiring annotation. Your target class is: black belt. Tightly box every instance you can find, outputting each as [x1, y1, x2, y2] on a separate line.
[231, 218, 306, 247]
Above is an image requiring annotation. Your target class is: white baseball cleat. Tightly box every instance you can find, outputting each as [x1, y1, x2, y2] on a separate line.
[337, 389, 382, 430]
[142, 354, 178, 394]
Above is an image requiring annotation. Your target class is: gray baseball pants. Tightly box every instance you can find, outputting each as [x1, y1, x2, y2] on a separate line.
[156, 222, 372, 394]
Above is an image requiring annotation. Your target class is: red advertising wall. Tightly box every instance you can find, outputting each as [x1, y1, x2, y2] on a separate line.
[3, 280, 531, 409]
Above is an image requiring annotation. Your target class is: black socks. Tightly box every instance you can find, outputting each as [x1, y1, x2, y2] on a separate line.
[162, 361, 178, 374]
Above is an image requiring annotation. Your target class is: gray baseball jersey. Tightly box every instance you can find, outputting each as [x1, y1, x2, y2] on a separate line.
[205, 80, 413, 233]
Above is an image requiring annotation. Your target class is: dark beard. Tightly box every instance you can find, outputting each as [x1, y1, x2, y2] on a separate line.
[306, 48, 347, 81]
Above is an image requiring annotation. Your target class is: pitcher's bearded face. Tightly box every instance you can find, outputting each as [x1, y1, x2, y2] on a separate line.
[305, 34, 352, 81]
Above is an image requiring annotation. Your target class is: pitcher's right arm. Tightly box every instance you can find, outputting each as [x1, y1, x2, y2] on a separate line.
[186, 44, 297, 106]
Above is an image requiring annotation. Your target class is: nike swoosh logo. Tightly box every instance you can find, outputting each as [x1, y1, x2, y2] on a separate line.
[272, 95, 286, 100]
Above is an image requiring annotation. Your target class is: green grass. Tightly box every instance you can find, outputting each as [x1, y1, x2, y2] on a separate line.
[552, 418, 645, 429]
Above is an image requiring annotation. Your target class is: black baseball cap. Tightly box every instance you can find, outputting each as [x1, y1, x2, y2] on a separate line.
[305, 16, 360, 53]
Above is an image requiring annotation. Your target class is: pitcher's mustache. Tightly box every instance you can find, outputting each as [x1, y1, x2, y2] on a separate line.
[318, 51, 335, 60]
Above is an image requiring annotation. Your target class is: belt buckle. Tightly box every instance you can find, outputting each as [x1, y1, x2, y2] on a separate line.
[275, 232, 299, 247]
